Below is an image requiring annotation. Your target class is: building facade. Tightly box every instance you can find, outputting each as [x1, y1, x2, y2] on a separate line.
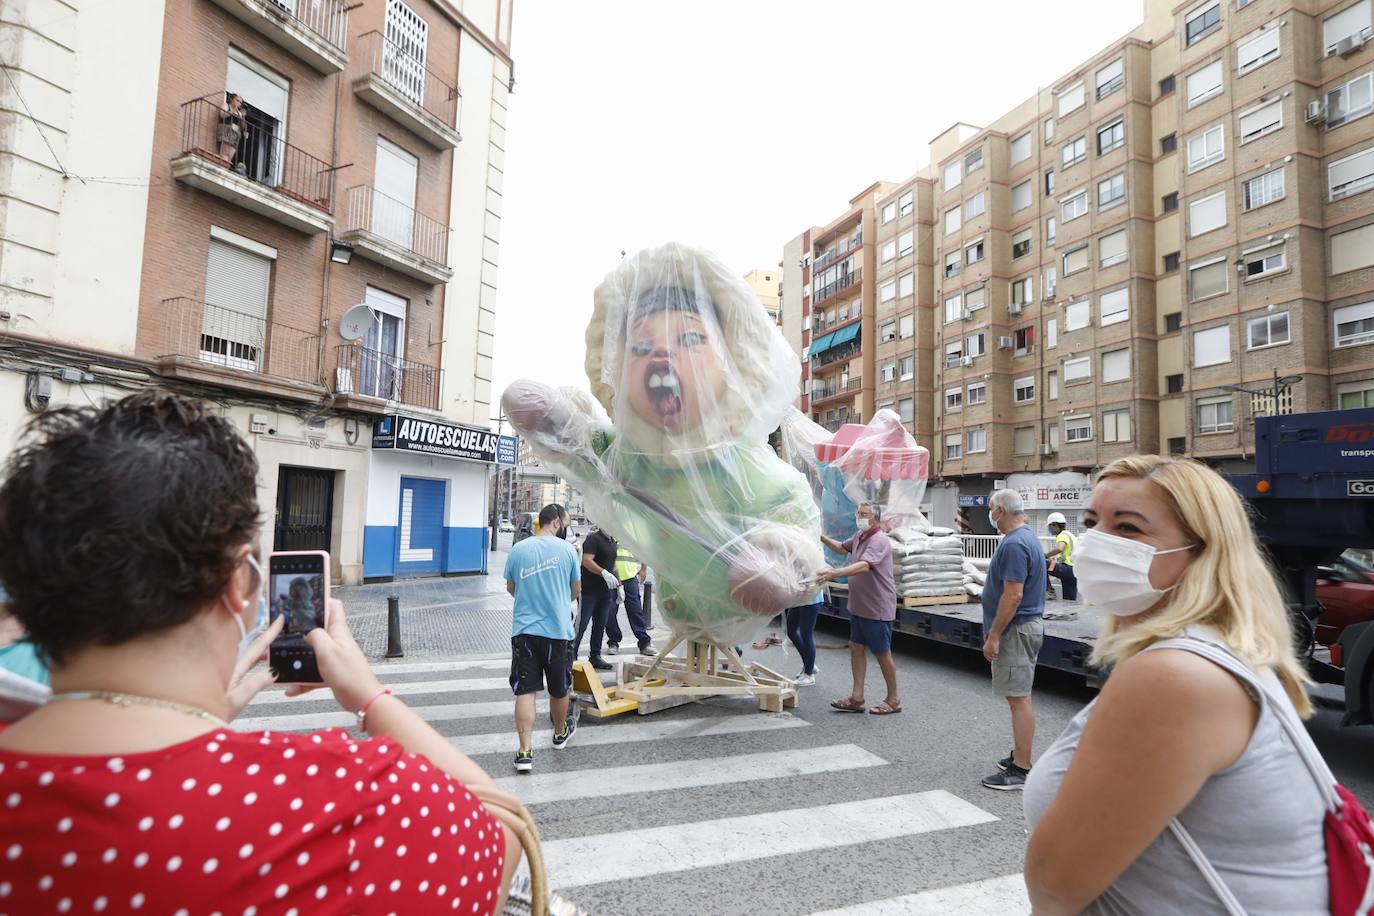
[0, 0, 516, 582]
[743, 268, 783, 325]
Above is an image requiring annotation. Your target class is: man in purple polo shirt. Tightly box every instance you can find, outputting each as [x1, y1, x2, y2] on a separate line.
[818, 503, 900, 715]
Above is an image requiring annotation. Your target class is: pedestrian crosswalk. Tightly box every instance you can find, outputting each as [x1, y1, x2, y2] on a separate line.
[237, 654, 1032, 915]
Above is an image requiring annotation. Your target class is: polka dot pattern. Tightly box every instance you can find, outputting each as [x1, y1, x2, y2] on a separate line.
[0, 728, 506, 914]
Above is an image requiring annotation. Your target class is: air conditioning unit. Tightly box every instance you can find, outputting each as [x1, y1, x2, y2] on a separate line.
[959, 356, 974, 367]
[1336, 33, 1366, 56]
[961, 308, 974, 320]
[1039, 443, 1056, 456]
[1043, 292, 1055, 302]
[1009, 302, 1025, 315]
[997, 335, 1015, 349]
[1305, 100, 1328, 123]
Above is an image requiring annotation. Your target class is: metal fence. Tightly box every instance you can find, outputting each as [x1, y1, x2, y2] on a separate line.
[814, 270, 860, 304]
[342, 185, 450, 266]
[334, 343, 441, 411]
[958, 534, 1057, 560]
[158, 298, 319, 385]
[354, 30, 460, 129]
[264, 0, 349, 52]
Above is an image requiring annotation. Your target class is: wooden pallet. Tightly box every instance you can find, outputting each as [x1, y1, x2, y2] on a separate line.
[898, 593, 971, 608]
[616, 637, 798, 714]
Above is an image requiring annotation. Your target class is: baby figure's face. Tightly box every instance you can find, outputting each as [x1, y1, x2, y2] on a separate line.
[623, 309, 728, 434]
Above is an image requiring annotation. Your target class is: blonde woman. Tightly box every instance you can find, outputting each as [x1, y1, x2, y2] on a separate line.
[1024, 455, 1327, 915]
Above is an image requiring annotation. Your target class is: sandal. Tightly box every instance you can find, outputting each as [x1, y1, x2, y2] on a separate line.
[869, 701, 902, 715]
[751, 634, 782, 650]
[830, 697, 866, 713]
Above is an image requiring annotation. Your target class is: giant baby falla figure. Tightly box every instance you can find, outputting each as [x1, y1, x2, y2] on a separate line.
[502, 243, 824, 647]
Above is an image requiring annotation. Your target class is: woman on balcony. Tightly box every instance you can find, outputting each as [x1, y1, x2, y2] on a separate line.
[217, 92, 247, 174]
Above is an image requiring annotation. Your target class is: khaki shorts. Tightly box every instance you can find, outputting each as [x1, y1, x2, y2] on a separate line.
[991, 617, 1044, 698]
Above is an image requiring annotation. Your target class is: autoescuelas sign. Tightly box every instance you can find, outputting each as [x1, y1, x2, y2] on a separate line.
[372, 414, 507, 463]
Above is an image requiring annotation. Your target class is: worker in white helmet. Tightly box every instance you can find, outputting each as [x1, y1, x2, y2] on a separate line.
[1044, 511, 1077, 601]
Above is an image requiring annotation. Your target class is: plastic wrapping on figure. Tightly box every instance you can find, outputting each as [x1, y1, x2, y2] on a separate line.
[502, 243, 825, 647]
[816, 409, 931, 535]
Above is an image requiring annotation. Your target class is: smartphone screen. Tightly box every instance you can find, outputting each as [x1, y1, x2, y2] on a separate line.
[268, 552, 329, 683]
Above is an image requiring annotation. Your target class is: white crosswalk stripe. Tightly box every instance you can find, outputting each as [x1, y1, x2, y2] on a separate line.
[805, 875, 1030, 915]
[255, 676, 511, 703]
[450, 712, 809, 756]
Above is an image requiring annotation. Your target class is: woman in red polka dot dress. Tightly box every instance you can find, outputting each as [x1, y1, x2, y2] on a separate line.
[0, 393, 522, 914]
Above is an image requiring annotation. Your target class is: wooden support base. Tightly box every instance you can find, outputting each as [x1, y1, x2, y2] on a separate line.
[615, 635, 798, 714]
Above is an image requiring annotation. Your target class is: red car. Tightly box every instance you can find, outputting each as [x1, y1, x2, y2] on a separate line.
[1316, 552, 1374, 651]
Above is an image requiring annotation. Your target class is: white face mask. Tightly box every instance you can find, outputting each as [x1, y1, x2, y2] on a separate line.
[230, 555, 269, 664]
[855, 515, 872, 531]
[1074, 528, 1196, 617]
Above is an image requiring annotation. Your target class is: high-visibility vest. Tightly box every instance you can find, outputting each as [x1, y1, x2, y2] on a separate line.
[614, 545, 641, 582]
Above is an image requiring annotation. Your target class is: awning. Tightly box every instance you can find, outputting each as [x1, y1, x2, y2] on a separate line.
[809, 330, 836, 354]
[815, 322, 860, 354]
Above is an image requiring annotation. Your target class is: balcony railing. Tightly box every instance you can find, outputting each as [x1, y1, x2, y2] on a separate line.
[813, 237, 861, 273]
[354, 30, 460, 132]
[267, 0, 349, 51]
[342, 184, 450, 267]
[812, 377, 864, 403]
[812, 340, 861, 369]
[157, 298, 319, 385]
[814, 270, 861, 305]
[177, 96, 334, 213]
[334, 343, 441, 411]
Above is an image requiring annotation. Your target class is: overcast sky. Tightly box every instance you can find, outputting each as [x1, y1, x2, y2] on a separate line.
[489, 0, 1146, 417]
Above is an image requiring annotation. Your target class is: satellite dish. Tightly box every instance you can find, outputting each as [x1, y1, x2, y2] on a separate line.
[339, 304, 377, 341]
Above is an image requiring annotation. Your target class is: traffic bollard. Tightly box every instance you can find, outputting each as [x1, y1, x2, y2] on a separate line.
[386, 594, 404, 658]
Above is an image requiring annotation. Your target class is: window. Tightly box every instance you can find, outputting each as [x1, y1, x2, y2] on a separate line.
[944, 293, 963, 324]
[1161, 132, 1178, 154]
[880, 319, 897, 341]
[1044, 118, 1056, 143]
[1160, 74, 1177, 96]
[945, 434, 962, 460]
[1102, 408, 1132, 443]
[1013, 228, 1033, 259]
[944, 161, 962, 189]
[1012, 180, 1033, 212]
[1063, 245, 1090, 276]
[899, 314, 915, 338]
[1332, 224, 1374, 274]
[1046, 266, 1058, 297]
[1012, 276, 1035, 306]
[1100, 287, 1130, 325]
[1097, 120, 1125, 155]
[1047, 316, 1059, 348]
[945, 206, 962, 235]
[1062, 136, 1087, 168]
[1099, 229, 1127, 267]
[1238, 26, 1281, 73]
[1244, 168, 1285, 209]
[1045, 170, 1056, 195]
[1193, 325, 1232, 366]
[945, 388, 963, 411]
[1065, 357, 1092, 381]
[1014, 326, 1035, 356]
[899, 191, 914, 216]
[1187, 124, 1225, 171]
[1186, 3, 1222, 45]
[1335, 301, 1374, 347]
[1329, 147, 1374, 200]
[1167, 373, 1185, 393]
[1062, 190, 1088, 221]
[203, 235, 273, 372]
[966, 147, 985, 174]
[945, 249, 962, 278]
[899, 355, 914, 381]
[1165, 312, 1184, 332]
[898, 398, 914, 424]
[1097, 59, 1125, 99]
[1014, 427, 1035, 455]
[1169, 436, 1187, 454]
[968, 382, 988, 405]
[1189, 190, 1228, 237]
[898, 230, 914, 257]
[967, 333, 986, 357]
[1198, 395, 1234, 433]
[1187, 60, 1225, 107]
[1324, 0, 1372, 56]
[882, 202, 897, 224]
[1248, 311, 1290, 348]
[898, 272, 914, 298]
[881, 239, 897, 263]
[1046, 216, 1057, 244]
[1102, 347, 1131, 382]
[965, 192, 986, 219]
[1163, 191, 1180, 212]
[967, 428, 987, 453]
[1164, 251, 1181, 272]
[1098, 173, 1125, 209]
[1048, 370, 1060, 399]
[1238, 100, 1282, 143]
[1065, 415, 1094, 442]
[1243, 242, 1287, 279]
[1328, 73, 1374, 129]
[945, 341, 964, 367]
[966, 238, 985, 264]
[1014, 376, 1036, 403]
[880, 280, 897, 303]
[1049, 422, 1062, 449]
[1339, 381, 1374, 408]
[360, 286, 409, 396]
[966, 286, 987, 311]
[881, 360, 897, 383]
[1011, 132, 1032, 164]
[1058, 82, 1086, 117]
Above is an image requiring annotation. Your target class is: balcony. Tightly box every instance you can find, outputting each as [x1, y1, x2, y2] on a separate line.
[812, 339, 861, 369]
[813, 270, 861, 305]
[338, 185, 453, 285]
[351, 31, 461, 149]
[153, 298, 323, 400]
[811, 377, 863, 406]
[205, 0, 348, 74]
[170, 96, 335, 234]
[333, 343, 442, 412]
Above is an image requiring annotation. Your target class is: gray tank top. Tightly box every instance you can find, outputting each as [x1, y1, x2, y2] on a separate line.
[1023, 629, 1328, 915]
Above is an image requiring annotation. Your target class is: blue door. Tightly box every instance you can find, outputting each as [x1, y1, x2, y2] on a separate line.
[395, 477, 445, 576]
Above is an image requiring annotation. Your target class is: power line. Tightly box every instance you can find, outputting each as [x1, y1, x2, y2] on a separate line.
[0, 63, 79, 183]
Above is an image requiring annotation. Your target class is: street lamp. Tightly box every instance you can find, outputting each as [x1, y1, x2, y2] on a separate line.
[1221, 368, 1303, 415]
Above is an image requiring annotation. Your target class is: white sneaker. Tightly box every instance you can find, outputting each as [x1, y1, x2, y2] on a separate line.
[794, 672, 816, 687]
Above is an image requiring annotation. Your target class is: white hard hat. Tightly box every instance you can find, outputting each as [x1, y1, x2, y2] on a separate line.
[1046, 512, 1067, 527]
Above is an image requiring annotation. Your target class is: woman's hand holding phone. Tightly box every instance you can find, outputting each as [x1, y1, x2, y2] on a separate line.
[225, 615, 284, 720]
[289, 599, 384, 713]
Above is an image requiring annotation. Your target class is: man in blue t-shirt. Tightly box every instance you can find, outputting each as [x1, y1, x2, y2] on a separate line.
[980, 488, 1047, 792]
[504, 503, 581, 773]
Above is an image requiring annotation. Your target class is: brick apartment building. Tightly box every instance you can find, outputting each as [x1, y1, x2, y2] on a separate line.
[781, 0, 1374, 530]
[0, 0, 517, 582]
